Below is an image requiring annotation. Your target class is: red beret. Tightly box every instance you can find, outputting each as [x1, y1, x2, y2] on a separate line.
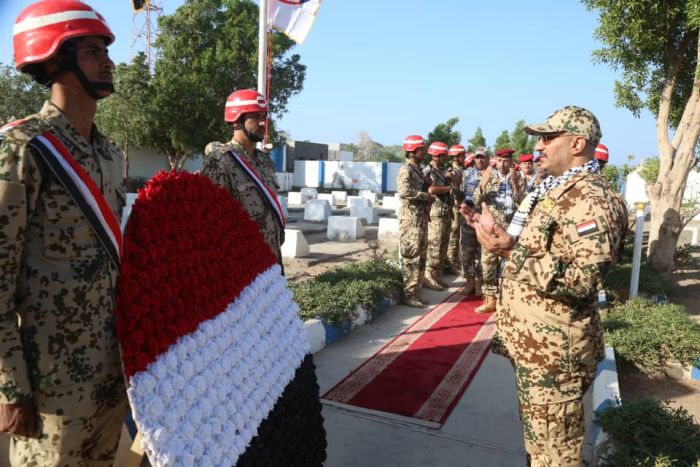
[519, 153, 533, 162]
[494, 148, 515, 158]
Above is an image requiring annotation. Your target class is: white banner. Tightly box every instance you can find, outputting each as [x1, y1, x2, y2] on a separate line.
[269, 0, 322, 44]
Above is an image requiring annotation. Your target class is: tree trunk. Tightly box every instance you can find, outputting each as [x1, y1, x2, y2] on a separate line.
[167, 152, 188, 171]
[123, 130, 130, 191]
[647, 189, 683, 275]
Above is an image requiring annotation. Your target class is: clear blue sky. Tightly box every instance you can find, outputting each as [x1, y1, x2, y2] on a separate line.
[1, 0, 659, 166]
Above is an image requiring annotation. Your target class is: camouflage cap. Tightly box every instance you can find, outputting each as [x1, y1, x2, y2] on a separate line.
[474, 147, 487, 157]
[524, 105, 602, 146]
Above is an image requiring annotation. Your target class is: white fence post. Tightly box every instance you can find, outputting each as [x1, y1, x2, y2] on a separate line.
[629, 202, 646, 299]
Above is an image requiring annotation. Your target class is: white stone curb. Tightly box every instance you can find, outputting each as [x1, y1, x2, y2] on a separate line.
[590, 346, 621, 464]
[302, 298, 396, 355]
[303, 319, 326, 354]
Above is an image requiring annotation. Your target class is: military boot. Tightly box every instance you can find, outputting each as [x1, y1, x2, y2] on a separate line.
[402, 295, 424, 308]
[460, 275, 476, 295]
[423, 272, 445, 291]
[435, 275, 450, 288]
[474, 277, 483, 296]
[475, 295, 497, 313]
[416, 294, 430, 305]
[447, 264, 462, 277]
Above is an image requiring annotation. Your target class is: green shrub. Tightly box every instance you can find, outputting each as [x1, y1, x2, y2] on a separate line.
[604, 261, 672, 297]
[290, 260, 402, 326]
[603, 298, 700, 373]
[596, 399, 700, 467]
[674, 244, 697, 269]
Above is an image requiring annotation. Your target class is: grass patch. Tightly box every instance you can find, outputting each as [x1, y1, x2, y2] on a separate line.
[290, 260, 402, 326]
[604, 262, 672, 298]
[596, 399, 700, 467]
[603, 298, 700, 373]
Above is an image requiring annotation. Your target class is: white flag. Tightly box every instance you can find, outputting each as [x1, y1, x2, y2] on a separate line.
[269, 0, 322, 45]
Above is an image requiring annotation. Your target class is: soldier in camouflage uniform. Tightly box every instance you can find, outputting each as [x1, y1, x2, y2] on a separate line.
[200, 89, 285, 265]
[445, 145, 465, 277]
[472, 148, 524, 312]
[423, 142, 453, 290]
[462, 106, 627, 466]
[518, 153, 538, 193]
[396, 135, 432, 307]
[0, 2, 128, 464]
[201, 89, 326, 465]
[460, 148, 489, 295]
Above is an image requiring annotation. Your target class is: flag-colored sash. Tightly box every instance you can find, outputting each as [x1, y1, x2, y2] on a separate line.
[228, 150, 286, 229]
[28, 132, 122, 269]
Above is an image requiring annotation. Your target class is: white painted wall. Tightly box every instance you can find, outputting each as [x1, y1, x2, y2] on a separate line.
[293, 160, 321, 187]
[127, 147, 169, 179]
[183, 155, 204, 173]
[625, 168, 700, 206]
[386, 162, 403, 192]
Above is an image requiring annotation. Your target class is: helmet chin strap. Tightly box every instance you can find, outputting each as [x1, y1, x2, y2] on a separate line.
[72, 65, 114, 100]
[53, 43, 114, 100]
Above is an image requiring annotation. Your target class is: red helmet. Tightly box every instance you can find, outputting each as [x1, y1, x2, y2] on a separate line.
[594, 144, 609, 162]
[427, 141, 448, 156]
[402, 135, 426, 152]
[225, 89, 268, 123]
[464, 154, 475, 166]
[448, 144, 466, 156]
[13, 1, 114, 72]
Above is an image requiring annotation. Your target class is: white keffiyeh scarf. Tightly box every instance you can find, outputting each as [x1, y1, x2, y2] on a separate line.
[506, 159, 600, 238]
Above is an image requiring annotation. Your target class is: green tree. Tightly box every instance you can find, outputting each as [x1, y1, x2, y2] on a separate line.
[150, 0, 306, 169]
[96, 53, 152, 184]
[510, 119, 537, 155]
[602, 164, 623, 191]
[494, 130, 512, 151]
[467, 126, 487, 151]
[0, 64, 48, 124]
[376, 144, 403, 162]
[638, 157, 660, 185]
[427, 117, 461, 147]
[583, 0, 700, 274]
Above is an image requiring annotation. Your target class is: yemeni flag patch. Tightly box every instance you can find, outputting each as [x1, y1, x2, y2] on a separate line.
[116, 171, 325, 466]
[576, 219, 599, 237]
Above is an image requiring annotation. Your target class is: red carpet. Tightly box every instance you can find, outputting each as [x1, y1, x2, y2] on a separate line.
[322, 290, 495, 427]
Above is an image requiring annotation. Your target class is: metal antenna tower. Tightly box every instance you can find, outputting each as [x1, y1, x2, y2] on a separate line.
[130, 0, 163, 70]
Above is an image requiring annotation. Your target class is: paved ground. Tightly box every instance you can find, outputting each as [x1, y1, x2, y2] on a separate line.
[314, 275, 595, 467]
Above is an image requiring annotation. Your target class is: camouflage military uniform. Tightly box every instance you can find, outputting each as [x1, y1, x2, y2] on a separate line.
[424, 164, 452, 284]
[201, 139, 284, 263]
[473, 169, 523, 297]
[522, 170, 538, 193]
[446, 165, 464, 275]
[460, 167, 484, 278]
[0, 102, 128, 465]
[396, 161, 430, 299]
[499, 171, 627, 466]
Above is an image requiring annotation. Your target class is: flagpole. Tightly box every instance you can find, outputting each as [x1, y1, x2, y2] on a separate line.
[258, 0, 268, 95]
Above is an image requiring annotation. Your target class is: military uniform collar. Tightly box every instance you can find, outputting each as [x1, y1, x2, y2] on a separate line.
[545, 169, 592, 200]
[40, 101, 98, 156]
[228, 138, 260, 160]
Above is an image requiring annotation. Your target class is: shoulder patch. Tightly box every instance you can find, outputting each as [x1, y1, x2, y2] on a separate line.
[576, 219, 598, 237]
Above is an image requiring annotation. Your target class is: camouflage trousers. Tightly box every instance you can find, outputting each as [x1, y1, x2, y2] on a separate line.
[459, 223, 481, 277]
[426, 215, 451, 276]
[446, 207, 462, 273]
[480, 248, 501, 296]
[9, 376, 128, 467]
[399, 213, 429, 297]
[518, 398, 585, 467]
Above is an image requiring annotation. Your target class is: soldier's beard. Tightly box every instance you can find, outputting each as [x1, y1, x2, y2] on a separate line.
[243, 128, 264, 143]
